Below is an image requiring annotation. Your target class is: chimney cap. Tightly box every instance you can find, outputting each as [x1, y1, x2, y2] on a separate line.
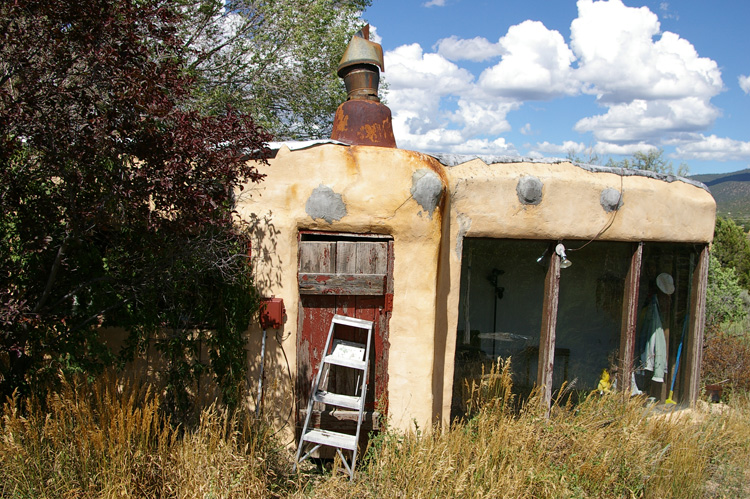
[337, 25, 384, 76]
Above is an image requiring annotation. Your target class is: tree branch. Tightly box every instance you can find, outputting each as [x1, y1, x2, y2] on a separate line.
[32, 233, 71, 313]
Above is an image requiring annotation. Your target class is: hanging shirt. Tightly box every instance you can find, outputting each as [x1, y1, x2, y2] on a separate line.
[640, 296, 667, 382]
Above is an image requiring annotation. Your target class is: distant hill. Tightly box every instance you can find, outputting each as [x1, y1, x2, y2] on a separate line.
[691, 168, 750, 228]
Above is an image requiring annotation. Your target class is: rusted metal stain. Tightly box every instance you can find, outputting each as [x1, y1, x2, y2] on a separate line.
[331, 100, 396, 148]
[330, 26, 396, 148]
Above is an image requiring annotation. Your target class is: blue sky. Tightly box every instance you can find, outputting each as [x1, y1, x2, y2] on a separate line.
[362, 0, 750, 175]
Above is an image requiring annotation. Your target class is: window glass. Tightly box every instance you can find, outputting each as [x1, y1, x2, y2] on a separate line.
[452, 239, 547, 419]
[635, 243, 696, 402]
[556, 241, 632, 397]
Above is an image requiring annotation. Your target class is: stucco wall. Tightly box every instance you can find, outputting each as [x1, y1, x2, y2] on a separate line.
[438, 158, 716, 423]
[238, 145, 717, 432]
[237, 143, 447, 433]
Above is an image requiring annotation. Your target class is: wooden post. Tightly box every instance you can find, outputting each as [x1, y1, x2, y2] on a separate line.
[683, 245, 709, 405]
[538, 244, 561, 411]
[618, 242, 643, 393]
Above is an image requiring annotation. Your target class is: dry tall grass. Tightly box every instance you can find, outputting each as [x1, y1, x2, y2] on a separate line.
[2, 362, 749, 498]
[0, 372, 292, 498]
[307, 359, 750, 499]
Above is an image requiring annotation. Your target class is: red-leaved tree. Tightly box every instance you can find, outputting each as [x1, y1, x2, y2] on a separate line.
[0, 0, 271, 414]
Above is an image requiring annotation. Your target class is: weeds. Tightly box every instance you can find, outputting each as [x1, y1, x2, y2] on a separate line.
[703, 330, 750, 394]
[0, 371, 291, 498]
[309, 359, 750, 498]
[2, 363, 749, 498]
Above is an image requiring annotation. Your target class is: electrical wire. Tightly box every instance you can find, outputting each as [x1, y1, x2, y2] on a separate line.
[569, 173, 625, 252]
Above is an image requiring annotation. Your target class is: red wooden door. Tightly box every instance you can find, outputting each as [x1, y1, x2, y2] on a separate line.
[297, 234, 392, 429]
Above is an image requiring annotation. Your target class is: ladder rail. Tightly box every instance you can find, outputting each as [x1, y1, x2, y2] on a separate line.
[294, 314, 374, 480]
[349, 315, 373, 474]
[294, 317, 338, 470]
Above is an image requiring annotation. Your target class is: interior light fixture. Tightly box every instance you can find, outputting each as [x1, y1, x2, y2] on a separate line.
[536, 248, 549, 266]
[555, 243, 573, 269]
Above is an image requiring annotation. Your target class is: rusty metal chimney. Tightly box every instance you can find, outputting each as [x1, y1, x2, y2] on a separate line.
[331, 25, 397, 148]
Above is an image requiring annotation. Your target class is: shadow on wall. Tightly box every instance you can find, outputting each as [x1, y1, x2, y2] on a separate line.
[98, 207, 294, 427]
[243, 208, 296, 436]
[246, 323, 296, 439]
[101, 327, 223, 415]
[245, 210, 283, 294]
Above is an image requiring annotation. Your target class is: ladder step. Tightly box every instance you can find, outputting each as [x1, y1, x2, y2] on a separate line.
[314, 390, 362, 410]
[323, 354, 367, 370]
[332, 314, 374, 329]
[295, 314, 373, 480]
[302, 428, 357, 451]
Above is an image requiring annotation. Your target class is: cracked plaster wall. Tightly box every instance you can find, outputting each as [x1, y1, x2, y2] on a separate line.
[236, 144, 447, 434]
[439, 158, 715, 424]
[237, 144, 716, 432]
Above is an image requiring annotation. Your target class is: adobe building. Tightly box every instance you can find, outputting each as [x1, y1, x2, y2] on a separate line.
[237, 29, 716, 434]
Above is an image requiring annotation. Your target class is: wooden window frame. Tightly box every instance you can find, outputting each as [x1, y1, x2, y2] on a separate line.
[534, 241, 708, 411]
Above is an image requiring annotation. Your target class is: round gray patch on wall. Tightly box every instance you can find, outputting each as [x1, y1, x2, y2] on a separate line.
[411, 169, 444, 219]
[306, 184, 347, 223]
[516, 175, 543, 205]
[600, 188, 623, 213]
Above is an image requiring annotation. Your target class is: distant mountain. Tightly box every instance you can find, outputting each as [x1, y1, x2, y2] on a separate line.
[691, 168, 750, 226]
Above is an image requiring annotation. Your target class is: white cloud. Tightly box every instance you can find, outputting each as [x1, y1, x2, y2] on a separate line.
[385, 44, 473, 92]
[595, 142, 658, 156]
[574, 98, 721, 143]
[571, 0, 722, 103]
[520, 123, 533, 135]
[531, 140, 586, 156]
[384, 43, 473, 134]
[423, 0, 446, 6]
[675, 134, 750, 161]
[541, 141, 578, 154]
[382, 42, 523, 154]
[479, 20, 578, 100]
[739, 75, 750, 94]
[530, 140, 656, 158]
[376, 0, 729, 160]
[435, 36, 502, 62]
[658, 2, 679, 20]
[452, 137, 518, 155]
[368, 24, 383, 45]
[449, 99, 516, 136]
[391, 114, 518, 155]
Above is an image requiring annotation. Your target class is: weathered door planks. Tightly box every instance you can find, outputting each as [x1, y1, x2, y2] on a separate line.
[298, 241, 388, 295]
[297, 236, 392, 432]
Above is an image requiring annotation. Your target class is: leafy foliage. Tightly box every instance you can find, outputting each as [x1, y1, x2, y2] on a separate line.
[0, 0, 271, 412]
[705, 256, 747, 331]
[712, 216, 750, 290]
[702, 330, 750, 393]
[606, 148, 689, 176]
[565, 144, 600, 165]
[181, 0, 371, 139]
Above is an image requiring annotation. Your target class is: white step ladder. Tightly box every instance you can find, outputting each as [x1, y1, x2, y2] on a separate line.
[294, 314, 373, 480]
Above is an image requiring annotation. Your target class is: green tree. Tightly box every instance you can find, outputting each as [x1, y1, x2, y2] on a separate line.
[0, 0, 271, 414]
[713, 216, 750, 290]
[565, 145, 600, 165]
[182, 0, 371, 140]
[606, 149, 689, 176]
[705, 255, 747, 331]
